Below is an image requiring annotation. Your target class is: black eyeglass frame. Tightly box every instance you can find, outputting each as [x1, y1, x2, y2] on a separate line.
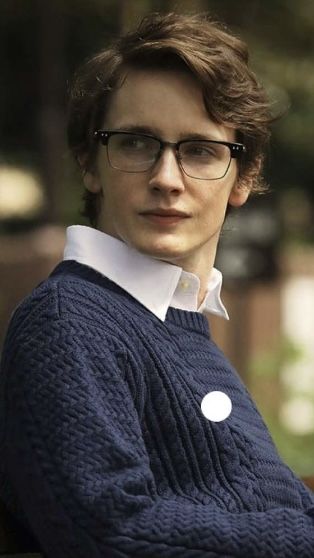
[93, 129, 246, 180]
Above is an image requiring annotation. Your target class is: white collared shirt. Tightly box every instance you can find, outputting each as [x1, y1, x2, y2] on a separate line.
[63, 225, 229, 322]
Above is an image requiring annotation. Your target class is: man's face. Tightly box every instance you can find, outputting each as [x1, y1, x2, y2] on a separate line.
[85, 68, 249, 271]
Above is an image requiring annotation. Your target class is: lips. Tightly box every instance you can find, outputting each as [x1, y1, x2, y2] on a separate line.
[140, 209, 190, 217]
[139, 209, 190, 227]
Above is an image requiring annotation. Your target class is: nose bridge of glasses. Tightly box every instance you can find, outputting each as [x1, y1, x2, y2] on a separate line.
[150, 140, 185, 181]
[157, 139, 182, 162]
[155, 140, 182, 170]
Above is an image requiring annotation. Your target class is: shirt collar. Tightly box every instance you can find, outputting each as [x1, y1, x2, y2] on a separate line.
[63, 225, 229, 322]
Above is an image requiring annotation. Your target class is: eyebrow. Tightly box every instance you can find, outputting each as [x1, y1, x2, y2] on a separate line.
[112, 124, 222, 142]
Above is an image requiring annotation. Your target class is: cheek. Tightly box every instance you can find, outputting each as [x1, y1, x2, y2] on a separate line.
[104, 190, 123, 218]
[198, 187, 222, 212]
[196, 186, 231, 226]
[101, 176, 137, 221]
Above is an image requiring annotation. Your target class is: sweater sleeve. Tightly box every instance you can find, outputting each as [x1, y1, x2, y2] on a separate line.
[1, 306, 314, 558]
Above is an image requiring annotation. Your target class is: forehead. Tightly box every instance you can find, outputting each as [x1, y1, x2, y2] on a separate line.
[104, 69, 235, 142]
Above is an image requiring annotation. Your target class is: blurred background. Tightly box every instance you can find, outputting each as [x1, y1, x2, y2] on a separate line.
[0, 0, 313, 477]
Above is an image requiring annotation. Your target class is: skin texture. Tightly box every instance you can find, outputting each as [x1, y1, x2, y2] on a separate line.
[84, 69, 250, 306]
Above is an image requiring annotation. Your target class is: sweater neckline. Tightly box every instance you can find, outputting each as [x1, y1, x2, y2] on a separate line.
[165, 306, 211, 337]
[50, 260, 211, 337]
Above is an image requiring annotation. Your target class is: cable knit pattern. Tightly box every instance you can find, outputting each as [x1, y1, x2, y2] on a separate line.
[0, 260, 313, 558]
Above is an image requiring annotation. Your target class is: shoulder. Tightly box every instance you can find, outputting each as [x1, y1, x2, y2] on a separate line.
[4, 261, 135, 349]
[1, 262, 142, 390]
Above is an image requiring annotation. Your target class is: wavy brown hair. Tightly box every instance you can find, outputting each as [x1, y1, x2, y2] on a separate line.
[67, 12, 272, 227]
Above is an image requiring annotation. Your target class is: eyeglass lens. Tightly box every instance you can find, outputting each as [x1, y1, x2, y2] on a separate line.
[107, 133, 232, 179]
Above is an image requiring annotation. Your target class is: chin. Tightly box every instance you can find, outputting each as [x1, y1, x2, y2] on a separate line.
[136, 240, 187, 261]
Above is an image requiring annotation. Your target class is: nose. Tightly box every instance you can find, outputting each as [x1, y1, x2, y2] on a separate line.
[148, 147, 186, 194]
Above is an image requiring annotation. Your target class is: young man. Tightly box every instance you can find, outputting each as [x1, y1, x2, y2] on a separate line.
[1, 12, 313, 558]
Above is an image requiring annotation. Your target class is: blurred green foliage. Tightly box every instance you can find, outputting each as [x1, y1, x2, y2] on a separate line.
[264, 415, 314, 478]
[250, 336, 314, 476]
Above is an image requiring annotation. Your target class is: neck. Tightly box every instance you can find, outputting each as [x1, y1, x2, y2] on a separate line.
[166, 250, 217, 310]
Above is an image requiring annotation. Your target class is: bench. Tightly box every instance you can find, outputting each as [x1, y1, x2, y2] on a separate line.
[0, 501, 42, 557]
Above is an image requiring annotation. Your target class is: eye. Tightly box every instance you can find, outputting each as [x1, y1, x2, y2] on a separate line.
[181, 141, 227, 163]
[181, 142, 218, 159]
[119, 135, 147, 150]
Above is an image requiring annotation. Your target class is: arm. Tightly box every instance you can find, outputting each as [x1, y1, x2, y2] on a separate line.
[1, 311, 314, 558]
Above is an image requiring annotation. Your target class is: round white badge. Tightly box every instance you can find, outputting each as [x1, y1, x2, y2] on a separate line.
[201, 391, 232, 422]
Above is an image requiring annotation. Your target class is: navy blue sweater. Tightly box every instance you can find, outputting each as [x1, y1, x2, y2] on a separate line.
[0, 260, 313, 557]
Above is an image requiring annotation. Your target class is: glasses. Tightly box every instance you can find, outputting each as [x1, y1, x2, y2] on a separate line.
[94, 130, 246, 180]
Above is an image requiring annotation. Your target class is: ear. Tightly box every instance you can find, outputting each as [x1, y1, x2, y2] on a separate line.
[228, 178, 252, 208]
[82, 170, 102, 193]
[77, 154, 102, 194]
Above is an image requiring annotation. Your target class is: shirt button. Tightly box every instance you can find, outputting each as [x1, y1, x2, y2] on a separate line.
[179, 280, 190, 291]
